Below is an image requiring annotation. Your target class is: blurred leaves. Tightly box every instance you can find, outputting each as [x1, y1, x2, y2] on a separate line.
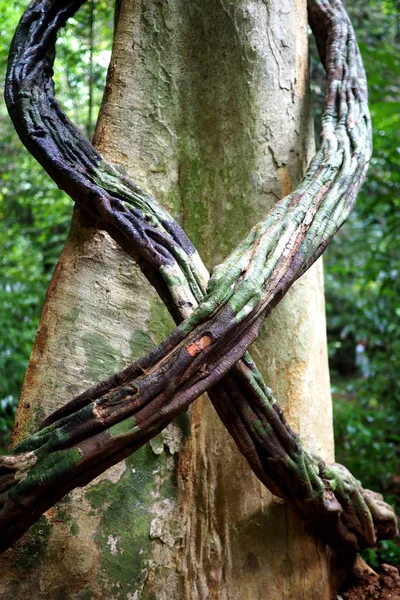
[0, 0, 113, 447]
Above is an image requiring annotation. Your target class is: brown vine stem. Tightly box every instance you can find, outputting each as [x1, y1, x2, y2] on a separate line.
[0, 0, 397, 555]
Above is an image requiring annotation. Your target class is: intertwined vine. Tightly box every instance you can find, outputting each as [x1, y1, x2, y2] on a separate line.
[0, 0, 398, 556]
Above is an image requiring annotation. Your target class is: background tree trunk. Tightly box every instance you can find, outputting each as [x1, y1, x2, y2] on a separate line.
[0, 0, 337, 598]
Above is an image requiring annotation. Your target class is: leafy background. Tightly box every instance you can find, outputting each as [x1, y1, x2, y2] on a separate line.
[0, 0, 399, 568]
[0, 0, 113, 440]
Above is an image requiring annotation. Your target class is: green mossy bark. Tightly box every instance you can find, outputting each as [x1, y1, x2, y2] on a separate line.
[86, 448, 183, 598]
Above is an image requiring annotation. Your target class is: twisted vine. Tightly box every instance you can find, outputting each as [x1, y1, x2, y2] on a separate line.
[0, 0, 397, 557]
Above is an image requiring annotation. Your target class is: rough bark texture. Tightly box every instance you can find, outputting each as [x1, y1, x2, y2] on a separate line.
[0, 0, 336, 598]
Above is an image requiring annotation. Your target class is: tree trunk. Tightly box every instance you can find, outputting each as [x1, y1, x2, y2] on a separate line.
[0, 0, 336, 598]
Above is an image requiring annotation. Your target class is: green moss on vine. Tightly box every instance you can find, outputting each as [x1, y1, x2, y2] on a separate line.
[254, 419, 270, 437]
[10, 448, 83, 502]
[108, 416, 137, 438]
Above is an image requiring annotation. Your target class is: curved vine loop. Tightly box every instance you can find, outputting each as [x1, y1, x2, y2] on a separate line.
[0, 0, 397, 555]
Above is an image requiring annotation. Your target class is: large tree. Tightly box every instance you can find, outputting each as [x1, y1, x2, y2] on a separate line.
[0, 0, 396, 598]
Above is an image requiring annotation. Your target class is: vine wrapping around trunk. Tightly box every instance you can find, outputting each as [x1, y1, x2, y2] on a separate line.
[0, 0, 397, 555]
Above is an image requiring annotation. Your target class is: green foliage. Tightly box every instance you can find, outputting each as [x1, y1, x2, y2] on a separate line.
[0, 0, 113, 447]
[332, 378, 400, 567]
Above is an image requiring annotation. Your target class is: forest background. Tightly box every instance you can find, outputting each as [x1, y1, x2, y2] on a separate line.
[0, 0, 399, 569]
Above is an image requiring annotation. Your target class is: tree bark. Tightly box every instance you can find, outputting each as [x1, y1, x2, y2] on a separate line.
[0, 0, 336, 598]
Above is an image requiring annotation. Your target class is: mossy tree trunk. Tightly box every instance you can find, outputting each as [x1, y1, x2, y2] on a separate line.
[0, 0, 336, 598]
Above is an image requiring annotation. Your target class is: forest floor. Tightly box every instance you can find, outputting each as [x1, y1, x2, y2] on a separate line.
[341, 562, 400, 599]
